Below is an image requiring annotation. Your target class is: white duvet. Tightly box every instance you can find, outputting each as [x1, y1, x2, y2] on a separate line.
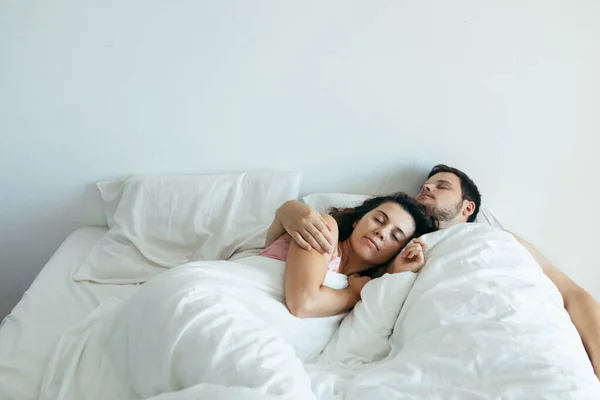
[40, 224, 600, 399]
[40, 255, 348, 400]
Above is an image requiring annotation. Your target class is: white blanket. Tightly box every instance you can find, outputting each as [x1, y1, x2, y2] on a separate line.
[40, 256, 348, 400]
[308, 224, 600, 399]
[40, 224, 600, 399]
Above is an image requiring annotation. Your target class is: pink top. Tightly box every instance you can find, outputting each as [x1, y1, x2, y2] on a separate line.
[259, 238, 342, 273]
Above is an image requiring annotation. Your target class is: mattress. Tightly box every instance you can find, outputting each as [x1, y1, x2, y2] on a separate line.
[0, 227, 140, 400]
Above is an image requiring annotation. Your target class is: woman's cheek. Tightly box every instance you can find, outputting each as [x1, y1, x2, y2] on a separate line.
[384, 243, 402, 262]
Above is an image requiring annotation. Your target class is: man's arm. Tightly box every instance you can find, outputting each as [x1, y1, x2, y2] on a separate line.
[512, 232, 600, 379]
[266, 200, 335, 253]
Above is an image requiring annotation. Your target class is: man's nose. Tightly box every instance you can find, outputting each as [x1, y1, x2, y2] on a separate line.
[422, 184, 432, 192]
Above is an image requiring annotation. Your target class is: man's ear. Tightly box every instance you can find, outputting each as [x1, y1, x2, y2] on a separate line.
[462, 200, 476, 219]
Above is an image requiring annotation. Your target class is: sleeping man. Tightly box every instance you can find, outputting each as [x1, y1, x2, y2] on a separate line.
[267, 164, 600, 379]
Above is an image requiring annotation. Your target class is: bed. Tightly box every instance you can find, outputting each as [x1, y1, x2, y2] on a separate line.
[1, 171, 599, 399]
[0, 227, 140, 400]
[0, 171, 306, 399]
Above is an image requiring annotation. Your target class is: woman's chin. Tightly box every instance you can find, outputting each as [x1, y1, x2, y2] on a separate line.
[351, 239, 384, 266]
[358, 251, 386, 267]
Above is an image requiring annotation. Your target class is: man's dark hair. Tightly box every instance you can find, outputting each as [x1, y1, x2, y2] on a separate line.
[427, 164, 482, 223]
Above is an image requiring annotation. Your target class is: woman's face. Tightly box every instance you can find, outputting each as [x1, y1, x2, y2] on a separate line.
[349, 201, 416, 267]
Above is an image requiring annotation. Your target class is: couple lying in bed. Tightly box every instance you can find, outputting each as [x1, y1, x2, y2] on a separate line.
[261, 164, 600, 379]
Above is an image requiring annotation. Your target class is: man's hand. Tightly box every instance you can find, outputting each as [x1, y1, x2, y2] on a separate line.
[277, 201, 335, 254]
[387, 238, 427, 274]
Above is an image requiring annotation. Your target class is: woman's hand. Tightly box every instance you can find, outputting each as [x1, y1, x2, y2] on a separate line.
[277, 201, 335, 254]
[347, 273, 371, 304]
[387, 238, 427, 274]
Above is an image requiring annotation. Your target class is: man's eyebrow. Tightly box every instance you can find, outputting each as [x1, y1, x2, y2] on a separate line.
[436, 179, 453, 186]
[377, 210, 406, 237]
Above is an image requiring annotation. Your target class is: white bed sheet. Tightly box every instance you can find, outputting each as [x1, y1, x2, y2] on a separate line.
[0, 227, 140, 400]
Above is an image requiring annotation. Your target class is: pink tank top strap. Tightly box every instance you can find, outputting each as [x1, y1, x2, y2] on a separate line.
[258, 238, 290, 262]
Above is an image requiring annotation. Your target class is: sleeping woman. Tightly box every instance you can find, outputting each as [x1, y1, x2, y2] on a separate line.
[260, 192, 437, 318]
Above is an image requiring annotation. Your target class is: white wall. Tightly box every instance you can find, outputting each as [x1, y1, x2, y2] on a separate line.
[1, 0, 598, 319]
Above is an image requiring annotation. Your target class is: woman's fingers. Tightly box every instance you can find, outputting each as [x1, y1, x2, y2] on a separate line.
[391, 239, 427, 274]
[406, 246, 425, 262]
[402, 242, 414, 253]
[416, 252, 424, 263]
[405, 244, 419, 256]
[412, 238, 427, 251]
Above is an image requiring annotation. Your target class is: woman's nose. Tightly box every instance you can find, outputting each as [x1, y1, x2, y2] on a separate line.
[375, 229, 384, 239]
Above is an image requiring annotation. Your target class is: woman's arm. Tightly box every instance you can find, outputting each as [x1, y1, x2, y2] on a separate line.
[284, 214, 361, 318]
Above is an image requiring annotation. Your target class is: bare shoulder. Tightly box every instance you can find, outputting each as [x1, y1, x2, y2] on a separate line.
[506, 230, 539, 254]
[321, 213, 339, 234]
[321, 213, 340, 242]
[321, 213, 340, 256]
[505, 230, 550, 266]
[506, 230, 526, 244]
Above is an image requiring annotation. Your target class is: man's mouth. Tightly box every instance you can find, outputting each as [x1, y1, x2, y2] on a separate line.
[419, 193, 434, 200]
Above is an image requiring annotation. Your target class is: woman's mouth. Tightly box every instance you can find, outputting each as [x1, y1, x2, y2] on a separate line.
[365, 236, 379, 251]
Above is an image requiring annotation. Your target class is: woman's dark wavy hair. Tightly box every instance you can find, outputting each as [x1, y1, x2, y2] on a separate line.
[328, 192, 438, 278]
[329, 192, 438, 244]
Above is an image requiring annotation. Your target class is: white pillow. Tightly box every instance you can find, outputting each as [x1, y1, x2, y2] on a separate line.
[301, 192, 370, 214]
[302, 192, 504, 229]
[318, 271, 417, 367]
[74, 171, 302, 284]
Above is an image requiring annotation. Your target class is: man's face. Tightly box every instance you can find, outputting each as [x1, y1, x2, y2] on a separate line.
[416, 172, 466, 223]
